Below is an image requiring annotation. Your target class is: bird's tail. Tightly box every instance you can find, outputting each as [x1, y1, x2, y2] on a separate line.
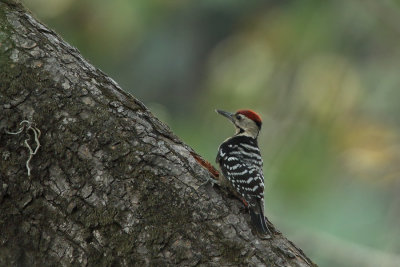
[249, 202, 270, 234]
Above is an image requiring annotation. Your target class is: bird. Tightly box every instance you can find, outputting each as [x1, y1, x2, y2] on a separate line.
[215, 109, 270, 234]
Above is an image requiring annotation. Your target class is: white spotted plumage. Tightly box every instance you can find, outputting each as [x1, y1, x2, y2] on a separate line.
[216, 135, 265, 210]
[215, 109, 270, 234]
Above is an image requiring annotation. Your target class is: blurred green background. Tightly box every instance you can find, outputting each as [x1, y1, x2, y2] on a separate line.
[23, 0, 400, 266]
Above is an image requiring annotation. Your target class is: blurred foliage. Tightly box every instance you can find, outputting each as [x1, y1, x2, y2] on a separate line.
[23, 0, 400, 265]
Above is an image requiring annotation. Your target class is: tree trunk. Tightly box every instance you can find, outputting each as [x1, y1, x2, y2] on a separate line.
[0, 1, 316, 266]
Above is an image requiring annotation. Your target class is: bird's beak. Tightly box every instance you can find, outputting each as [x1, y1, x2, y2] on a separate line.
[216, 109, 235, 123]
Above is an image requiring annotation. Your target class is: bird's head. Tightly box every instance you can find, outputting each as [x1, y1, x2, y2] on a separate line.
[216, 109, 262, 139]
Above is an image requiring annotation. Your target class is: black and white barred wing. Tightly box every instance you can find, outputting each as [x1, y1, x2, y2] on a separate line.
[217, 141, 265, 202]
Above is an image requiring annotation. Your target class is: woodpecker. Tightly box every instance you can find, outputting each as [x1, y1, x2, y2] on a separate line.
[216, 109, 270, 234]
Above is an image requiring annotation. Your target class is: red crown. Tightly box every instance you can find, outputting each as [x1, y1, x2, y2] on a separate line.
[236, 109, 262, 125]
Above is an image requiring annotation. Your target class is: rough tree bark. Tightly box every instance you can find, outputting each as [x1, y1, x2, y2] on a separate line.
[0, 2, 316, 266]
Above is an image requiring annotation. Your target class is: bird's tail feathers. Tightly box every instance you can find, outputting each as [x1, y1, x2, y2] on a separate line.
[249, 203, 270, 234]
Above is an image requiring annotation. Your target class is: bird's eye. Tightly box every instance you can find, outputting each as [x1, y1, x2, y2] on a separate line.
[236, 114, 242, 120]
